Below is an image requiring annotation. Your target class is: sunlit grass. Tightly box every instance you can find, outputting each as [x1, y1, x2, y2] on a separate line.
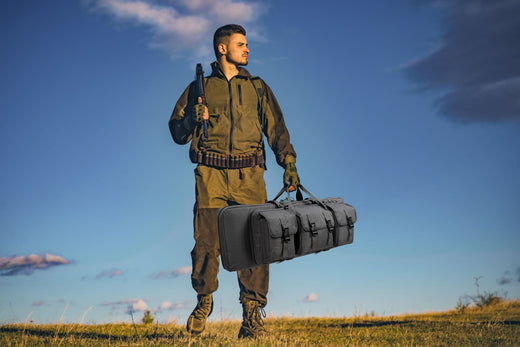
[1, 300, 519, 346]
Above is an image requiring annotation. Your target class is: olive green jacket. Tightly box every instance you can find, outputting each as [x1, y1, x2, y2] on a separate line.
[169, 62, 296, 167]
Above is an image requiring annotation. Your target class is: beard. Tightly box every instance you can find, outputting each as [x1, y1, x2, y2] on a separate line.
[239, 55, 249, 66]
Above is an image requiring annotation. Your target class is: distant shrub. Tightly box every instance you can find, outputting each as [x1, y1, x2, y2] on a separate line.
[473, 291, 502, 308]
[456, 298, 470, 313]
[457, 276, 504, 312]
[142, 310, 154, 324]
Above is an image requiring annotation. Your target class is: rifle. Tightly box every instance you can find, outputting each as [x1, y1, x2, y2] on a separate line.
[196, 63, 208, 140]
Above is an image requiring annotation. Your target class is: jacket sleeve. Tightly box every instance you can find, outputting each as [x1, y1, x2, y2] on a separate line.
[259, 79, 297, 167]
[168, 82, 196, 145]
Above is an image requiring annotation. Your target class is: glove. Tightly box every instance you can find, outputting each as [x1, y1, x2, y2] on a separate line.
[283, 154, 299, 191]
[184, 98, 208, 130]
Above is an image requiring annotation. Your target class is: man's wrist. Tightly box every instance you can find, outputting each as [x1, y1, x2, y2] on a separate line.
[283, 154, 296, 168]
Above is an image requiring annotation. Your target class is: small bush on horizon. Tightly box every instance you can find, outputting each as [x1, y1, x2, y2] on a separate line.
[456, 298, 470, 313]
[474, 291, 503, 308]
[457, 276, 505, 312]
[141, 310, 154, 325]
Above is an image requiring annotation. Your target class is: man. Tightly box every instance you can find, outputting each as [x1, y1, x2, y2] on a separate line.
[168, 24, 299, 338]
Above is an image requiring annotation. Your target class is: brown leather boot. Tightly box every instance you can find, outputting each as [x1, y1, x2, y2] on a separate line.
[238, 299, 266, 338]
[186, 294, 213, 334]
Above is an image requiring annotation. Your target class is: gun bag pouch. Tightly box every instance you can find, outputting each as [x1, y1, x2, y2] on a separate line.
[217, 184, 357, 271]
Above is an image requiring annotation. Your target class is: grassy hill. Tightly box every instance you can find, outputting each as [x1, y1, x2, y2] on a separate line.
[2, 300, 519, 346]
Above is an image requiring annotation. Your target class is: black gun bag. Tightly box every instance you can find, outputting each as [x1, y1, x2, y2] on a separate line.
[217, 185, 357, 271]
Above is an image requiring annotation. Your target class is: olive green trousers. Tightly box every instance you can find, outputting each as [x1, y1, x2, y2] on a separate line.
[191, 165, 269, 306]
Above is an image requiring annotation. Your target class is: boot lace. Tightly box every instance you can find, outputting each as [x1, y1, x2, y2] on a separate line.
[193, 295, 212, 320]
[244, 301, 266, 328]
[256, 307, 266, 327]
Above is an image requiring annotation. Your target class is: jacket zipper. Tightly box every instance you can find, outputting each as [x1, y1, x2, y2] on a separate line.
[228, 80, 234, 153]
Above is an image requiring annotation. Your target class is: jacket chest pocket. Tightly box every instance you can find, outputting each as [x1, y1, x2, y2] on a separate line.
[232, 82, 263, 142]
[234, 81, 258, 111]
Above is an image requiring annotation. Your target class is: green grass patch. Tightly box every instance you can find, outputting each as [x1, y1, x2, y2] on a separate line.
[2, 300, 520, 346]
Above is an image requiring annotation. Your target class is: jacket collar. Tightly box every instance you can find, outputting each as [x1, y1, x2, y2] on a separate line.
[210, 61, 251, 80]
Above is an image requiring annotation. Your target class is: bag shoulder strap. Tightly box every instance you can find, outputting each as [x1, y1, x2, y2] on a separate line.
[250, 76, 265, 98]
[250, 76, 267, 169]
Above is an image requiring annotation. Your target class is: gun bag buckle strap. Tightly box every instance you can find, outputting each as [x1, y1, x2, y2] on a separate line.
[250, 208, 298, 264]
[192, 149, 265, 169]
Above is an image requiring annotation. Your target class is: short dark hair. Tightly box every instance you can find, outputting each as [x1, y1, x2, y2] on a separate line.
[213, 24, 246, 58]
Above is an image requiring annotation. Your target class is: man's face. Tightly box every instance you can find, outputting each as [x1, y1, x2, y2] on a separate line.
[222, 33, 249, 66]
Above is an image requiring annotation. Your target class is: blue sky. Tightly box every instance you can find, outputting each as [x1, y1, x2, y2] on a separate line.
[1, 0, 519, 324]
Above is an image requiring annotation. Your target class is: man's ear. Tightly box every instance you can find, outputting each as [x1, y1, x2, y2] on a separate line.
[218, 43, 227, 55]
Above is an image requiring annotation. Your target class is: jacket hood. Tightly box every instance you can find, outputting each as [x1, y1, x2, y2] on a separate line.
[210, 61, 252, 79]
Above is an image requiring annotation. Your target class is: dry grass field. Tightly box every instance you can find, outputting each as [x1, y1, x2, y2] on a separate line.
[1, 300, 519, 346]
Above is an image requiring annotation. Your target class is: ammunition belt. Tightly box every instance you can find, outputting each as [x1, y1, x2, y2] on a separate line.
[193, 150, 264, 169]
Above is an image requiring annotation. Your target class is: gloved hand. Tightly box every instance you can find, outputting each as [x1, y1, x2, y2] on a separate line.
[283, 154, 299, 192]
[184, 97, 209, 130]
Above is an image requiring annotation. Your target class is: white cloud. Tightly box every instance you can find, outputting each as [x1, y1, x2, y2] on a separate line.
[158, 300, 185, 311]
[95, 268, 124, 279]
[303, 292, 319, 302]
[172, 265, 192, 276]
[0, 253, 70, 276]
[102, 298, 149, 313]
[152, 265, 192, 279]
[90, 0, 267, 59]
[103, 298, 141, 306]
[103, 298, 187, 314]
[98, 0, 210, 36]
[131, 299, 148, 312]
[111, 269, 123, 277]
[160, 301, 173, 310]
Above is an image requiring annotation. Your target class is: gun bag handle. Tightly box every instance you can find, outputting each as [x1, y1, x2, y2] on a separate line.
[270, 184, 327, 209]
